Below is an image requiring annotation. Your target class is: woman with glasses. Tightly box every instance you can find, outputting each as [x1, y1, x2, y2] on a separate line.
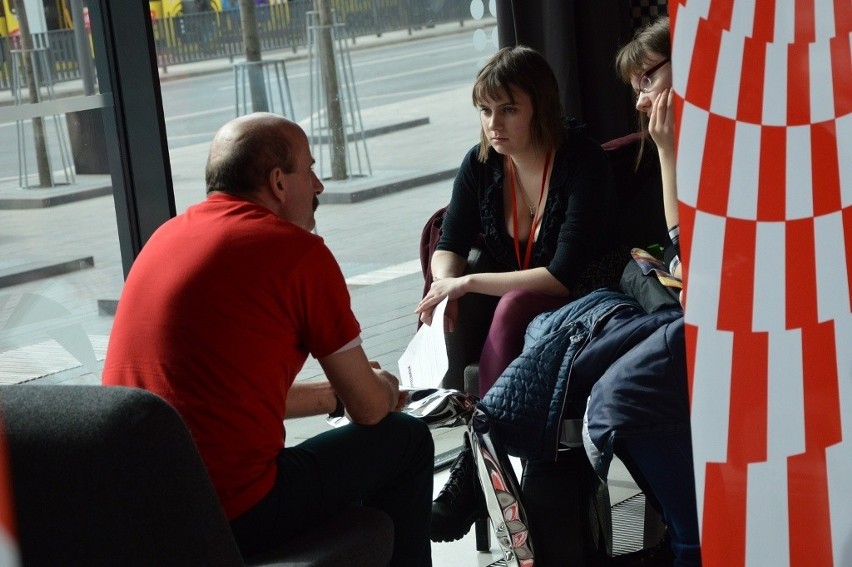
[616, 16, 682, 281]
[607, 16, 701, 566]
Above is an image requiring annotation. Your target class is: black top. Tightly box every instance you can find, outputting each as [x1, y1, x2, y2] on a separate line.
[437, 125, 616, 290]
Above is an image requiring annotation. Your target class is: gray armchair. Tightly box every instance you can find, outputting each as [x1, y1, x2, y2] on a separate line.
[0, 385, 393, 567]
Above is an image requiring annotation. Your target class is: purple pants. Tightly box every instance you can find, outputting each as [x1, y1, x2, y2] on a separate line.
[478, 289, 569, 395]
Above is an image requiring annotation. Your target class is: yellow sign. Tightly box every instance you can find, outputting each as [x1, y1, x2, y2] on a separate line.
[2, 0, 18, 36]
[160, 0, 183, 18]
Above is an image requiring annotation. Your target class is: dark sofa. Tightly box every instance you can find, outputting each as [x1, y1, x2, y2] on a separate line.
[0, 385, 393, 566]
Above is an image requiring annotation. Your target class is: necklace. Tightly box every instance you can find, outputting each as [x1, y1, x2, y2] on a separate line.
[507, 150, 553, 270]
[514, 169, 536, 219]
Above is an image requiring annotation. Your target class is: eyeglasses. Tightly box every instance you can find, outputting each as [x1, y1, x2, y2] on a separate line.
[639, 58, 670, 93]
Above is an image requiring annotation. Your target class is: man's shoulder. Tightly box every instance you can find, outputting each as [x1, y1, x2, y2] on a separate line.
[147, 203, 333, 271]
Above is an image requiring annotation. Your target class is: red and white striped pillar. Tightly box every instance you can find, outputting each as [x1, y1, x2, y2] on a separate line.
[671, 0, 851, 564]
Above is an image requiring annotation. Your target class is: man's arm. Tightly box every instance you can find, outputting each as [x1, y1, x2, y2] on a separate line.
[284, 380, 339, 418]
[317, 344, 401, 425]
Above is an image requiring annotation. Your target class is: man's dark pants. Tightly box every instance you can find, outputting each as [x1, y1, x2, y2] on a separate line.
[231, 412, 434, 566]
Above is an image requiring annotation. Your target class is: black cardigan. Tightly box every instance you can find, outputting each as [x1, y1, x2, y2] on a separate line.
[437, 125, 616, 290]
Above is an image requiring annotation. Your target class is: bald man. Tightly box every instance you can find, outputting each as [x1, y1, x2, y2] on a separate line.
[103, 113, 433, 565]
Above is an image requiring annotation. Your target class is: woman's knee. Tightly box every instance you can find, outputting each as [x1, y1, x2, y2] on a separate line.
[494, 288, 538, 314]
[491, 291, 535, 336]
[492, 289, 565, 328]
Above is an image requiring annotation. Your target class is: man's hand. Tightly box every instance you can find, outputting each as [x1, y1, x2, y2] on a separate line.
[369, 361, 405, 411]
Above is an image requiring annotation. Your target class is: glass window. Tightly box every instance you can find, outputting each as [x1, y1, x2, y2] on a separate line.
[0, 1, 170, 386]
[0, 0, 499, 386]
[154, 0, 498, 373]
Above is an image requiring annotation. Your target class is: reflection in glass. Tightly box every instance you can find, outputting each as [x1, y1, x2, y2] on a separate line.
[0, 0, 119, 386]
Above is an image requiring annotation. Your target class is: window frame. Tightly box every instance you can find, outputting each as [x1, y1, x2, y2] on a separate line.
[88, 1, 175, 279]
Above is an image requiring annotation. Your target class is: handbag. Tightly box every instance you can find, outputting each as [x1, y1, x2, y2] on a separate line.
[469, 408, 535, 566]
[619, 248, 681, 314]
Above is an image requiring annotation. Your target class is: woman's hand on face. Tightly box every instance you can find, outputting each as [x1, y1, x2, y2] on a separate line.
[649, 88, 675, 154]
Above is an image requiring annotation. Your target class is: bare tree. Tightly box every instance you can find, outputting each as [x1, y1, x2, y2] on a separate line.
[315, 0, 347, 179]
[12, 0, 52, 187]
[238, 0, 268, 112]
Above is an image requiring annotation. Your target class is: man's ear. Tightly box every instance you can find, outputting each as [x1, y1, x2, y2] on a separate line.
[269, 167, 287, 202]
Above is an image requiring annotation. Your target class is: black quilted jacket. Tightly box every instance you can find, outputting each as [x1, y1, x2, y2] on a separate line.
[479, 289, 640, 461]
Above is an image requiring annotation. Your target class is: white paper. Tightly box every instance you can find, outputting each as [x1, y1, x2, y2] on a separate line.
[397, 297, 449, 389]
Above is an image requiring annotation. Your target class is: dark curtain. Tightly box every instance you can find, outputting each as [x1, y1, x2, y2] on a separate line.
[496, 0, 637, 144]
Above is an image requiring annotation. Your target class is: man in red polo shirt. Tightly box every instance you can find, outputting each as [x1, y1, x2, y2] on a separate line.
[103, 113, 433, 566]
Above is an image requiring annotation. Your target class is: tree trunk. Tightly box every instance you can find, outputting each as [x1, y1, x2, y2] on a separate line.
[315, 0, 347, 180]
[12, 0, 53, 188]
[238, 0, 268, 112]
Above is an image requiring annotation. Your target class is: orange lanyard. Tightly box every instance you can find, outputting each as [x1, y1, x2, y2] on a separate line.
[508, 150, 552, 270]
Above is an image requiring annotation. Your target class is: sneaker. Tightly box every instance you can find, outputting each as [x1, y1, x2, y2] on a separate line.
[430, 432, 485, 542]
